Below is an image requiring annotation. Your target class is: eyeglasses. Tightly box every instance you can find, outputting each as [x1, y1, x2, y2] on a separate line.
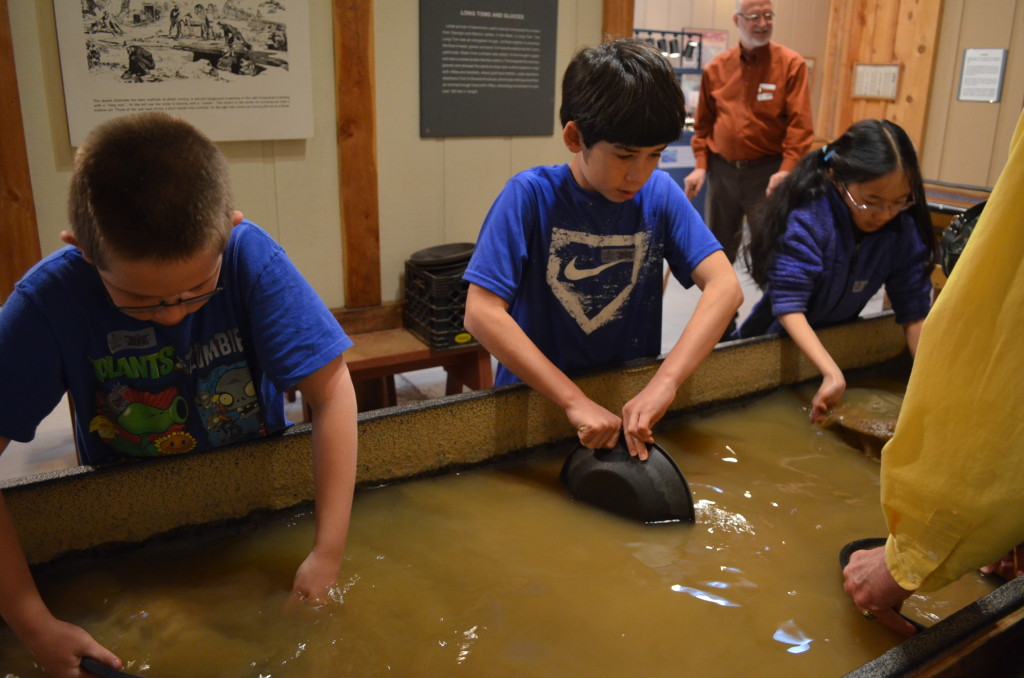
[842, 184, 915, 216]
[737, 11, 775, 22]
[112, 286, 224, 315]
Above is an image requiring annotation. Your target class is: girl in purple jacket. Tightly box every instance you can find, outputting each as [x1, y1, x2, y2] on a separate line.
[736, 119, 934, 421]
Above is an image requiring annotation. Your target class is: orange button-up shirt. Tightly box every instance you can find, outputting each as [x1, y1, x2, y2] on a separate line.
[691, 41, 813, 173]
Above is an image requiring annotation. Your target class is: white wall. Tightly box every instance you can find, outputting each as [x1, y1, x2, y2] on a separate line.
[920, 0, 1024, 187]
[9, 1, 605, 307]
[374, 0, 603, 301]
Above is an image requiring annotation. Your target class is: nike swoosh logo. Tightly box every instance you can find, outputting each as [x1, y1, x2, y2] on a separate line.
[563, 256, 630, 281]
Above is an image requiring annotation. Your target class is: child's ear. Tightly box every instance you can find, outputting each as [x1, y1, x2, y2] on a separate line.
[562, 121, 586, 153]
[231, 210, 244, 226]
[60, 231, 94, 264]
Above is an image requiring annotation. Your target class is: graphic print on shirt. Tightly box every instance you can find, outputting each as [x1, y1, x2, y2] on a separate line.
[195, 363, 261, 447]
[89, 383, 198, 458]
[87, 326, 263, 457]
[546, 227, 649, 334]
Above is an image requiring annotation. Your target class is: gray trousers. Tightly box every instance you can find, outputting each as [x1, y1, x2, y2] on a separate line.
[705, 153, 783, 264]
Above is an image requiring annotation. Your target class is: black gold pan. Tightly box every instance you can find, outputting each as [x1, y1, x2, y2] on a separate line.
[561, 436, 695, 524]
[839, 537, 927, 632]
[80, 657, 143, 678]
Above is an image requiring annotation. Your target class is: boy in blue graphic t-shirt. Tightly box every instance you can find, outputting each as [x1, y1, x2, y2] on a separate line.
[463, 39, 742, 459]
[0, 113, 358, 676]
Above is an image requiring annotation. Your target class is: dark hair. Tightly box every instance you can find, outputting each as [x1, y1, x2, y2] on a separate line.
[559, 38, 686, 148]
[68, 112, 234, 269]
[745, 118, 934, 288]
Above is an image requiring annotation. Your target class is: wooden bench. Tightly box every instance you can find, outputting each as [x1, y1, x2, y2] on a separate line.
[289, 328, 493, 417]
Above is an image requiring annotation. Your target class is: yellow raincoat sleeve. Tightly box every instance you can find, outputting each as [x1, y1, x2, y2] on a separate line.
[881, 110, 1024, 592]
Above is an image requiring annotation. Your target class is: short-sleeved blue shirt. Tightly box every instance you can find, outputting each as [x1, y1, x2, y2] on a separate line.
[463, 164, 722, 386]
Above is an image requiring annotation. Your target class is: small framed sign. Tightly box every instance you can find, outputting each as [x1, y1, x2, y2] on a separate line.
[852, 63, 900, 100]
[958, 48, 1007, 103]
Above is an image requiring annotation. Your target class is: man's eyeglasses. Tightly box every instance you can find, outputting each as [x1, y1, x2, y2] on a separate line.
[113, 287, 224, 315]
[842, 184, 915, 216]
[737, 11, 775, 22]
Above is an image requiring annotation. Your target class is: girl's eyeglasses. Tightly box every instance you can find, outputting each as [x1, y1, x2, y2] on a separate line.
[842, 183, 915, 216]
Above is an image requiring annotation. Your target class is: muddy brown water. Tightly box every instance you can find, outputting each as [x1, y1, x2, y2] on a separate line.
[0, 385, 998, 677]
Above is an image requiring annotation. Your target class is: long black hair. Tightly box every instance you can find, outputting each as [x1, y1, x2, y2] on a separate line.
[745, 119, 933, 289]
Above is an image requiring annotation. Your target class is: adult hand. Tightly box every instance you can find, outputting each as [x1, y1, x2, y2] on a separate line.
[621, 378, 677, 460]
[842, 545, 917, 636]
[683, 168, 706, 199]
[765, 169, 790, 196]
[567, 399, 622, 450]
[22, 617, 121, 678]
[810, 370, 846, 422]
[290, 548, 342, 605]
[980, 543, 1024, 581]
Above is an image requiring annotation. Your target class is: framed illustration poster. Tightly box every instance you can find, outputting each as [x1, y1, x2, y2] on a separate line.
[54, 1, 314, 145]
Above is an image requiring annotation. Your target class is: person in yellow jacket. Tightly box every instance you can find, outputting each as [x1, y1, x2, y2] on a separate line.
[842, 109, 1024, 635]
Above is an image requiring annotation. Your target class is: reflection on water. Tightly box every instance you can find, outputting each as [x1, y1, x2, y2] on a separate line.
[0, 385, 1000, 677]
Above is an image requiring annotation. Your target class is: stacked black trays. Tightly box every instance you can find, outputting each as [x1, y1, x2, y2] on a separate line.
[403, 243, 477, 349]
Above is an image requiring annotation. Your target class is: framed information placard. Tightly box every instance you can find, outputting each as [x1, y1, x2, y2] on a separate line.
[852, 63, 900, 100]
[958, 49, 1007, 103]
[419, 0, 558, 137]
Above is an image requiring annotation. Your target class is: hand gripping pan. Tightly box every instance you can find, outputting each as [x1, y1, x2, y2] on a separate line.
[561, 437, 695, 524]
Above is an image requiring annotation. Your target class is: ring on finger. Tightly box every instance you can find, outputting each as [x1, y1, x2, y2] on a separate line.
[861, 609, 876, 620]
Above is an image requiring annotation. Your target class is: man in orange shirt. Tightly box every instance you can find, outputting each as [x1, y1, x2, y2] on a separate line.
[684, 0, 813, 271]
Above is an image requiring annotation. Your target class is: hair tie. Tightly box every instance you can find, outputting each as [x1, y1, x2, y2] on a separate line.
[822, 146, 835, 164]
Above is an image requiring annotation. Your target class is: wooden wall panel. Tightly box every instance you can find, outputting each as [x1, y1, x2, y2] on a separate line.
[0, 0, 40, 302]
[817, 0, 941, 148]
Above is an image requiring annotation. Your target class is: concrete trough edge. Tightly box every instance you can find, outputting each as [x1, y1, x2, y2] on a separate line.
[3, 312, 907, 565]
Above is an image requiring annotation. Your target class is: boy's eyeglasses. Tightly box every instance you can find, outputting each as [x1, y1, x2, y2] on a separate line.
[737, 11, 775, 22]
[113, 287, 224, 315]
[842, 184, 915, 216]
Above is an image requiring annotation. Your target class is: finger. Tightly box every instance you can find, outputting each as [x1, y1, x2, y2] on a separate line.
[81, 650, 124, 675]
[624, 432, 639, 457]
[874, 607, 918, 636]
[636, 436, 649, 461]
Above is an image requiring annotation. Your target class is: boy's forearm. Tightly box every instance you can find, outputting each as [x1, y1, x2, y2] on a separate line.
[300, 357, 358, 566]
[464, 288, 588, 411]
[658, 271, 742, 389]
[0, 491, 55, 641]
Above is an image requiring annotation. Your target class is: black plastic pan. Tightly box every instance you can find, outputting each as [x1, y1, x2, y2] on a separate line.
[560, 436, 695, 524]
[81, 657, 143, 678]
[839, 537, 927, 632]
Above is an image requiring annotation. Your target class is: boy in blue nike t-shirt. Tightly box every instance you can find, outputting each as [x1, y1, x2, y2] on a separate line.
[463, 39, 742, 459]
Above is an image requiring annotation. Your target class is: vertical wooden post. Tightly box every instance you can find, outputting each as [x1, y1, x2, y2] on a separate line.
[603, 0, 636, 41]
[0, 0, 41, 302]
[334, 0, 382, 309]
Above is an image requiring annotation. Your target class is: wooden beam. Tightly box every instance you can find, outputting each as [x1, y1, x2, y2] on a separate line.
[333, 0, 381, 309]
[602, 0, 635, 41]
[0, 0, 41, 302]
